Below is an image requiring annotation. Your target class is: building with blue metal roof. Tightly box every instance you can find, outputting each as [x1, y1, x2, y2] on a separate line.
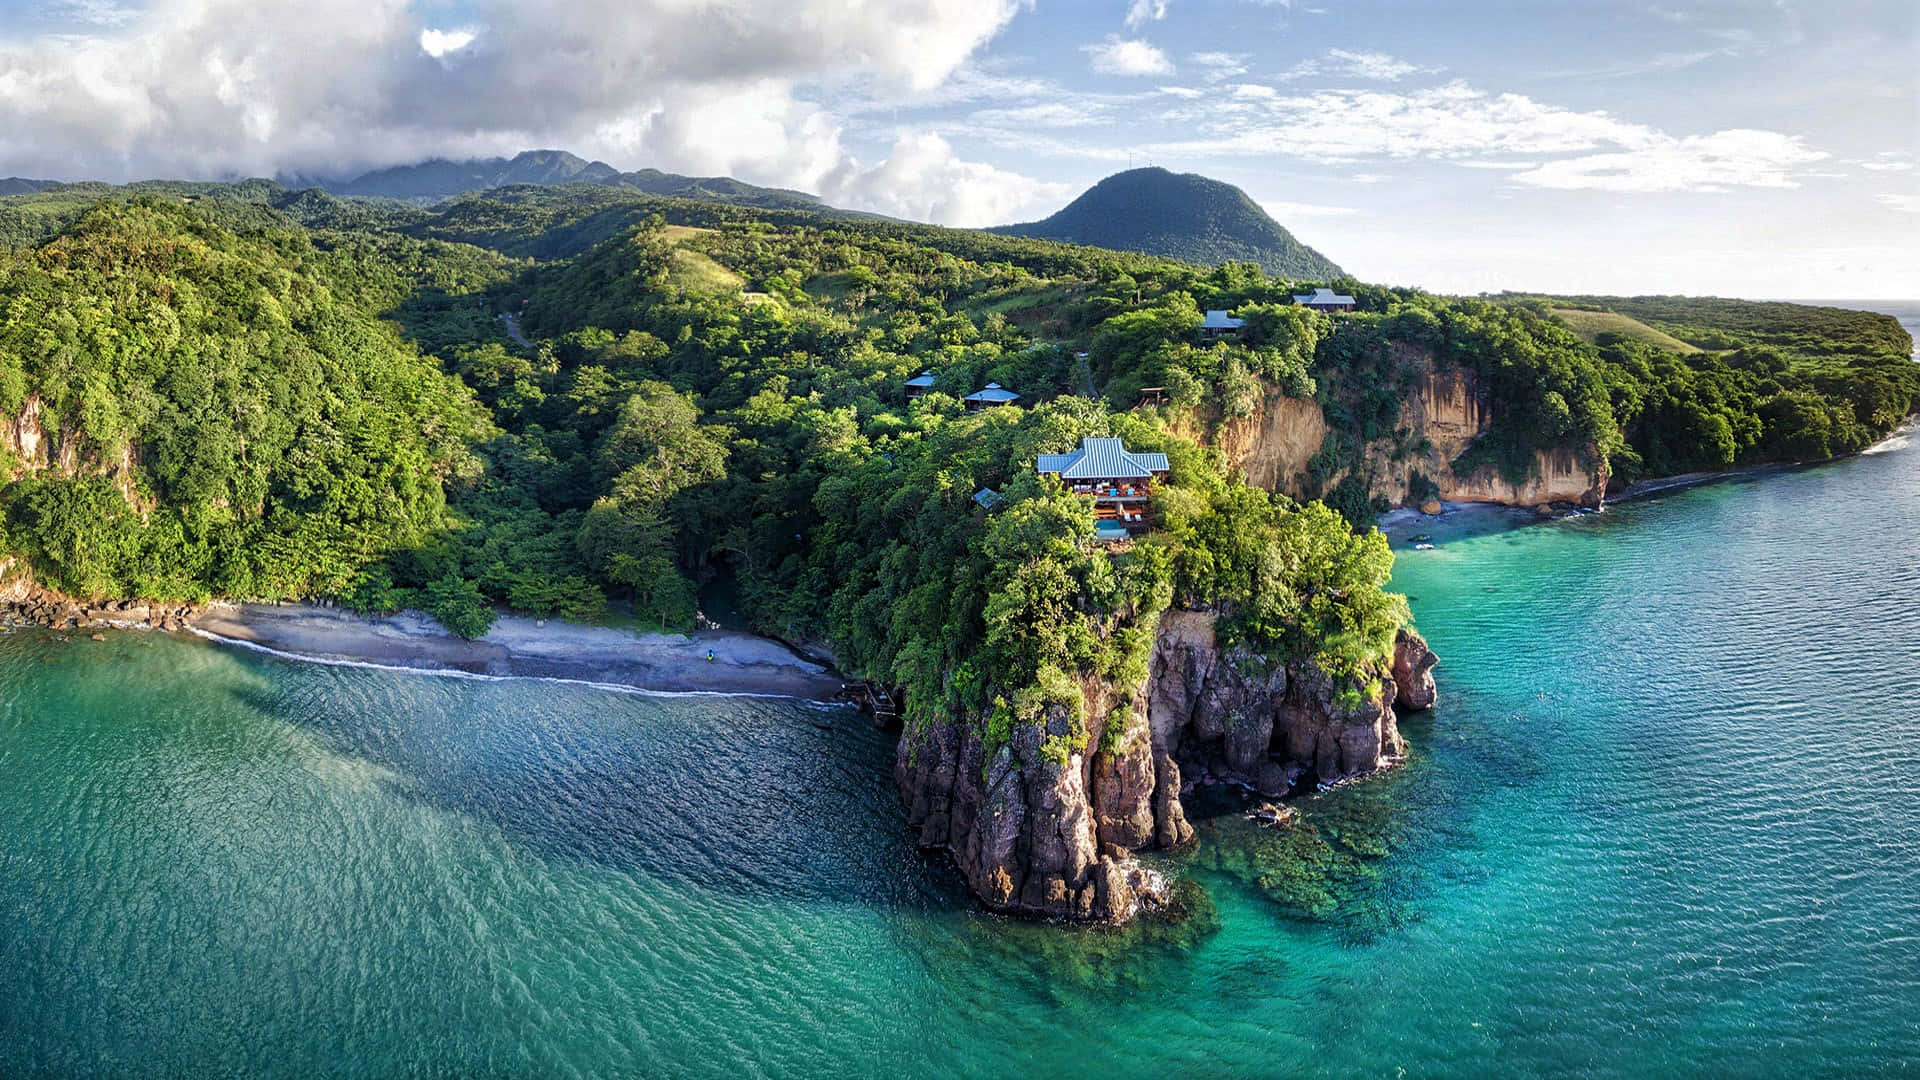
[963, 382, 1020, 410]
[1200, 309, 1244, 338]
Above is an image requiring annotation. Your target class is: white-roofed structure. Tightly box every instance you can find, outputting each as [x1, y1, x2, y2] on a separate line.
[1036, 436, 1170, 536]
[1292, 287, 1356, 312]
[963, 382, 1020, 410]
[904, 370, 937, 398]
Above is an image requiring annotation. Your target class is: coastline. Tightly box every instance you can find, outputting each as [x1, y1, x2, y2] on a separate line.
[1381, 416, 1918, 544]
[186, 603, 849, 701]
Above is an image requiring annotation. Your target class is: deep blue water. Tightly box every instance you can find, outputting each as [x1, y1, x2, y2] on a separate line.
[2, 426, 1917, 1077]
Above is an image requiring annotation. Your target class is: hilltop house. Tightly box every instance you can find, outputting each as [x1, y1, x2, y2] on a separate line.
[964, 382, 1020, 410]
[1293, 287, 1356, 313]
[1200, 309, 1244, 339]
[1036, 436, 1170, 537]
[904, 370, 937, 399]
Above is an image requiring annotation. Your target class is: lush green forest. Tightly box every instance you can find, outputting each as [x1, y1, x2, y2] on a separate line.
[1515, 293, 1917, 479]
[0, 183, 1911, 719]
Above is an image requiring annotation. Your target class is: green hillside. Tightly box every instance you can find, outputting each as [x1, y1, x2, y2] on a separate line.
[1551, 294, 1913, 358]
[1551, 308, 1703, 353]
[991, 167, 1345, 279]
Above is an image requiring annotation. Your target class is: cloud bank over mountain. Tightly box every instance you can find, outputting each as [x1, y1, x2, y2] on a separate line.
[0, 0, 1058, 225]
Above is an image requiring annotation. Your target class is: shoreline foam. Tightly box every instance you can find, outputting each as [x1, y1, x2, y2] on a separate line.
[186, 602, 849, 702]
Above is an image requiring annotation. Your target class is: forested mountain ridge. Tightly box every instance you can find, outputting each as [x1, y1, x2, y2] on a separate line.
[992, 167, 1346, 279]
[302, 148, 865, 216]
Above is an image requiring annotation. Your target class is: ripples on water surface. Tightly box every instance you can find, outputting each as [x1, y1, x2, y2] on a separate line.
[2, 434, 1917, 1078]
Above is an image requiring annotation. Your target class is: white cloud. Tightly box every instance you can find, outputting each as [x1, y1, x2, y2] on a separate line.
[54, 0, 141, 27]
[968, 102, 1106, 128]
[1325, 48, 1429, 81]
[1083, 36, 1174, 77]
[822, 132, 1072, 226]
[0, 0, 1023, 183]
[1857, 152, 1914, 173]
[1189, 51, 1248, 80]
[418, 27, 476, 59]
[1510, 129, 1826, 192]
[1124, 0, 1168, 30]
[1130, 81, 1827, 194]
[1877, 194, 1920, 214]
[1280, 48, 1436, 83]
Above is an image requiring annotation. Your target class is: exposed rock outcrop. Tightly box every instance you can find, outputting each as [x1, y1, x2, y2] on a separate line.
[1390, 628, 1438, 711]
[1, 395, 48, 475]
[0, 573, 199, 633]
[896, 608, 1432, 922]
[1179, 351, 1609, 510]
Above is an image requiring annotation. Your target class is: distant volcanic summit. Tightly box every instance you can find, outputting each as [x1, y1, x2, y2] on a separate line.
[990, 167, 1344, 279]
[292, 149, 851, 215]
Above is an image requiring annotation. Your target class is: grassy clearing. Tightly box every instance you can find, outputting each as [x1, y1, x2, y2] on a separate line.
[1552, 308, 1701, 354]
[666, 247, 743, 293]
[802, 270, 853, 304]
[657, 224, 717, 245]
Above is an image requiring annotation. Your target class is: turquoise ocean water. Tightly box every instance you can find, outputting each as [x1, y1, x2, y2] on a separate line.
[2, 308, 1916, 1077]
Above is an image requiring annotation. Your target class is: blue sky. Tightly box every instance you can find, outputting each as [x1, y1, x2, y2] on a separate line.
[0, 0, 1914, 296]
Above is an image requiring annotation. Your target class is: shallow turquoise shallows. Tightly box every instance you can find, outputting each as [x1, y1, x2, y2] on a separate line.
[5, 432, 1919, 1078]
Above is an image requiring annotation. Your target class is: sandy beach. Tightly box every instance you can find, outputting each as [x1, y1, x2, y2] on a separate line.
[188, 603, 848, 700]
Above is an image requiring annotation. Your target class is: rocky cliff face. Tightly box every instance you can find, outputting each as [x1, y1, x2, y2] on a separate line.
[1187, 351, 1608, 509]
[896, 611, 1437, 921]
[2, 394, 144, 506]
[1, 395, 47, 475]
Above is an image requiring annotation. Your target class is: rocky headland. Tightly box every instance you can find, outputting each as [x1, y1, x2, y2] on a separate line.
[894, 610, 1437, 923]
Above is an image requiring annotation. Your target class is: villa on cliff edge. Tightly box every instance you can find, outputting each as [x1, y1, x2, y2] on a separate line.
[1036, 436, 1170, 541]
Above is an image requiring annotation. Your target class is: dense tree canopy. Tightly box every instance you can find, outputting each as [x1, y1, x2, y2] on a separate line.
[0, 201, 481, 602]
[0, 183, 1909, 734]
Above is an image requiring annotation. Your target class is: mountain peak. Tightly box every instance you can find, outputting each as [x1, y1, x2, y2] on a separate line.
[990, 168, 1343, 279]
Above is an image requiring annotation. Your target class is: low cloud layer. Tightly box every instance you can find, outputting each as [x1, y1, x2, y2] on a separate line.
[1038, 79, 1835, 194]
[0, 0, 1054, 225]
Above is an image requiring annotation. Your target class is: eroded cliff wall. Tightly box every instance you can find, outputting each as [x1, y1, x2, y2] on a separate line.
[1183, 351, 1608, 509]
